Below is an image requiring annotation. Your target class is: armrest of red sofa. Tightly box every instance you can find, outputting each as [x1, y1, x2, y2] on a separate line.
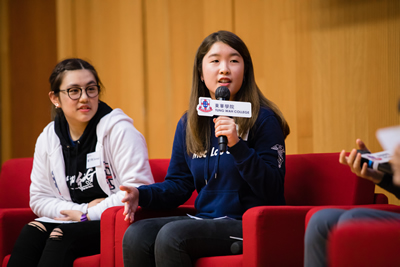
[101, 205, 197, 267]
[242, 206, 317, 267]
[329, 219, 400, 267]
[0, 208, 37, 263]
[100, 206, 123, 267]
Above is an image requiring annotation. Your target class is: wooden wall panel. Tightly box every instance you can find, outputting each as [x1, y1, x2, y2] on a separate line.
[52, 0, 395, 158]
[6, 0, 58, 159]
[202, 0, 234, 33]
[143, 0, 235, 158]
[234, 0, 399, 204]
[144, 0, 201, 158]
[55, 0, 237, 158]
[56, 0, 146, 135]
[235, 0, 399, 155]
[0, 0, 11, 163]
[235, 0, 302, 154]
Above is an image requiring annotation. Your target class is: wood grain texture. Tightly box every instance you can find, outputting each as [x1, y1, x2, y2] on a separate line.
[54, 0, 399, 157]
[2, 0, 58, 160]
[0, 0, 11, 163]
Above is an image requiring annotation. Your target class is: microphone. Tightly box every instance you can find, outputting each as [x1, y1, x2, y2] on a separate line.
[215, 86, 231, 152]
[358, 150, 393, 175]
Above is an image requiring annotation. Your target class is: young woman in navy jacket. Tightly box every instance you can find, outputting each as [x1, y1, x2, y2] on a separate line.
[121, 30, 290, 267]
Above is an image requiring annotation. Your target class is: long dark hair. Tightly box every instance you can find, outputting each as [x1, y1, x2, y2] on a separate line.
[186, 31, 290, 155]
[49, 58, 103, 119]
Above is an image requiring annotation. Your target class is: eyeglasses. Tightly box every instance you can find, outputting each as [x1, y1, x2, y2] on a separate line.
[58, 85, 100, 100]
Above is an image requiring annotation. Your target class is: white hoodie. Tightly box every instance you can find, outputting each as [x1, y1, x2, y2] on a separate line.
[30, 108, 154, 221]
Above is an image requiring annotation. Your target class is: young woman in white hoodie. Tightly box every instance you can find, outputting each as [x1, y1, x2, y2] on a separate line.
[8, 58, 154, 267]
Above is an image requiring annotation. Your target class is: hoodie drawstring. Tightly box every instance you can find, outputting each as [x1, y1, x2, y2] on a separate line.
[204, 147, 211, 185]
[215, 151, 220, 179]
[204, 145, 223, 185]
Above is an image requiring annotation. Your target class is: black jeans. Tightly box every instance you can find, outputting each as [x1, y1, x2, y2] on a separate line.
[122, 216, 242, 267]
[8, 220, 101, 267]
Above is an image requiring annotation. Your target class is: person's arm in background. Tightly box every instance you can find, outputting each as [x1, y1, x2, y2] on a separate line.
[339, 139, 400, 199]
[339, 139, 384, 183]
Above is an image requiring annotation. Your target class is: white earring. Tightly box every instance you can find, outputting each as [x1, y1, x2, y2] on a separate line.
[55, 103, 59, 108]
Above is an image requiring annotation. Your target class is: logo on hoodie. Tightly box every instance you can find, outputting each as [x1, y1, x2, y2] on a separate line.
[104, 162, 116, 190]
[67, 168, 96, 191]
[271, 144, 285, 168]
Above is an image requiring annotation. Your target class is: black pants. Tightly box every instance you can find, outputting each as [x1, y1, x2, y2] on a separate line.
[8, 220, 101, 267]
[122, 216, 242, 267]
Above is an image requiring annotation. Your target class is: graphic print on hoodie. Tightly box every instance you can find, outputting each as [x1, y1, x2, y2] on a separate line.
[54, 101, 112, 204]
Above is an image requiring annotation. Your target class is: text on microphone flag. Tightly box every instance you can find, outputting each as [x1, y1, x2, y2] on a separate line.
[197, 97, 252, 118]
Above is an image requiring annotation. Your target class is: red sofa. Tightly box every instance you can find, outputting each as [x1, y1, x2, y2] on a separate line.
[305, 205, 400, 267]
[0, 153, 388, 267]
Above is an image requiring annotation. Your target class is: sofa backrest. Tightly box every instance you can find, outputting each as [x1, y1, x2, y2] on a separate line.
[148, 159, 170, 184]
[0, 158, 33, 209]
[285, 153, 376, 205]
[149, 154, 376, 207]
[0, 153, 377, 209]
[149, 159, 197, 205]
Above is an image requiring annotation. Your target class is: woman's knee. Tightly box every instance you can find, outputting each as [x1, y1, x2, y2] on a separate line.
[155, 220, 195, 252]
[155, 223, 180, 247]
[49, 228, 63, 241]
[123, 220, 150, 248]
[154, 222, 187, 259]
[305, 209, 344, 243]
[337, 208, 383, 226]
[308, 209, 344, 229]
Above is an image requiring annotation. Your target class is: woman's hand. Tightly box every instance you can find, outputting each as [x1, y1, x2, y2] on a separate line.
[53, 198, 105, 222]
[54, 210, 84, 222]
[120, 185, 139, 223]
[213, 116, 240, 148]
[339, 139, 384, 184]
[88, 198, 105, 208]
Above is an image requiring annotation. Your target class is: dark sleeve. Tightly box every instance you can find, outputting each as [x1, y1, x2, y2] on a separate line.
[138, 117, 195, 209]
[228, 114, 286, 204]
[377, 173, 400, 200]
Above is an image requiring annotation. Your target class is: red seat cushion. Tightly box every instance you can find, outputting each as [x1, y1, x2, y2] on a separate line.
[73, 254, 100, 267]
[194, 254, 242, 267]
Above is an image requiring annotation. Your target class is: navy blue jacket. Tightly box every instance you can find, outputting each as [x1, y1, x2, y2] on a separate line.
[138, 107, 286, 219]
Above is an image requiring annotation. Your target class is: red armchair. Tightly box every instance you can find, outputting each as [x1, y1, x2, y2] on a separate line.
[0, 158, 37, 267]
[305, 205, 400, 267]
